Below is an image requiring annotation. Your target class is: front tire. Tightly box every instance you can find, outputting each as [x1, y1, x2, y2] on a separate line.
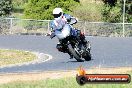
[68, 44, 83, 62]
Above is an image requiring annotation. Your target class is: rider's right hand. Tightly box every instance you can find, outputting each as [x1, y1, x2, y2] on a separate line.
[45, 30, 53, 36]
[50, 32, 55, 39]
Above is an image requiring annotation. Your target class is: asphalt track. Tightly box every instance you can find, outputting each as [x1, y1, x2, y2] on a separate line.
[0, 35, 132, 73]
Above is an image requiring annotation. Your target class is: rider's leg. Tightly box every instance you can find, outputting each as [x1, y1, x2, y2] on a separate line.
[80, 33, 91, 50]
[80, 33, 87, 46]
[75, 29, 87, 46]
[76, 29, 91, 50]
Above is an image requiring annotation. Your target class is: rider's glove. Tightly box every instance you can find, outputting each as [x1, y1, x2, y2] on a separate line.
[50, 32, 55, 39]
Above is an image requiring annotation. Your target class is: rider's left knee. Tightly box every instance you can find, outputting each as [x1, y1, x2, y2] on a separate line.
[56, 44, 67, 53]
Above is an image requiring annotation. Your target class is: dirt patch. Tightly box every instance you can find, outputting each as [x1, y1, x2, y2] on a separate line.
[0, 67, 132, 84]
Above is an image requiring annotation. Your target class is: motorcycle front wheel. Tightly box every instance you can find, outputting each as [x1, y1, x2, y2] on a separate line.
[68, 44, 83, 62]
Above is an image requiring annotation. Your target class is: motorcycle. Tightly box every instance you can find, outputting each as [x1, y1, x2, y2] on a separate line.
[49, 19, 91, 62]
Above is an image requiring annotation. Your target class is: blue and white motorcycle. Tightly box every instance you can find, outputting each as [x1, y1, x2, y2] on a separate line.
[49, 19, 91, 62]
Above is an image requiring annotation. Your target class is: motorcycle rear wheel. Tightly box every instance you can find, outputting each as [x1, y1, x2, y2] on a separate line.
[83, 50, 91, 61]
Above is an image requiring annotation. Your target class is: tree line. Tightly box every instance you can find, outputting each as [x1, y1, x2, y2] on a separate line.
[0, 0, 131, 22]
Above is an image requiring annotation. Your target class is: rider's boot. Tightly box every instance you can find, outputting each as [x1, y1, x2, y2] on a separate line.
[79, 32, 91, 51]
[85, 41, 91, 52]
[76, 30, 86, 45]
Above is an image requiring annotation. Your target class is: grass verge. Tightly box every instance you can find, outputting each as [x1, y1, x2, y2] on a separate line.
[0, 73, 131, 88]
[0, 49, 36, 66]
[0, 68, 131, 88]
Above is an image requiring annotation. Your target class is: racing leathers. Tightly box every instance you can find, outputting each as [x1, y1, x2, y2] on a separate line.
[50, 13, 88, 59]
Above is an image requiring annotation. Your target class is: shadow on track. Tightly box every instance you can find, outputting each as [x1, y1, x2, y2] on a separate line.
[60, 59, 94, 63]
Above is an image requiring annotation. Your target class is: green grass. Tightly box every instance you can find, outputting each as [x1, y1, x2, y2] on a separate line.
[0, 72, 131, 88]
[0, 49, 36, 66]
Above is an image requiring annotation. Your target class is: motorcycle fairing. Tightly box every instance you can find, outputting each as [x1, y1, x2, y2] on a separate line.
[55, 24, 71, 39]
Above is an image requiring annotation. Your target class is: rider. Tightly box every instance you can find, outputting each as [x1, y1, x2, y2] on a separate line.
[50, 8, 88, 59]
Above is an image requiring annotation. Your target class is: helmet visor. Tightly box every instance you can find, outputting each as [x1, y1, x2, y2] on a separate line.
[53, 12, 62, 18]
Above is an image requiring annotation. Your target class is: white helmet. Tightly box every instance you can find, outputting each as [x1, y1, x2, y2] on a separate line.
[53, 8, 63, 21]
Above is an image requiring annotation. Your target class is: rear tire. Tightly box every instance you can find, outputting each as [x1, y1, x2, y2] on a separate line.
[83, 50, 91, 61]
[82, 41, 91, 61]
[68, 44, 83, 62]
